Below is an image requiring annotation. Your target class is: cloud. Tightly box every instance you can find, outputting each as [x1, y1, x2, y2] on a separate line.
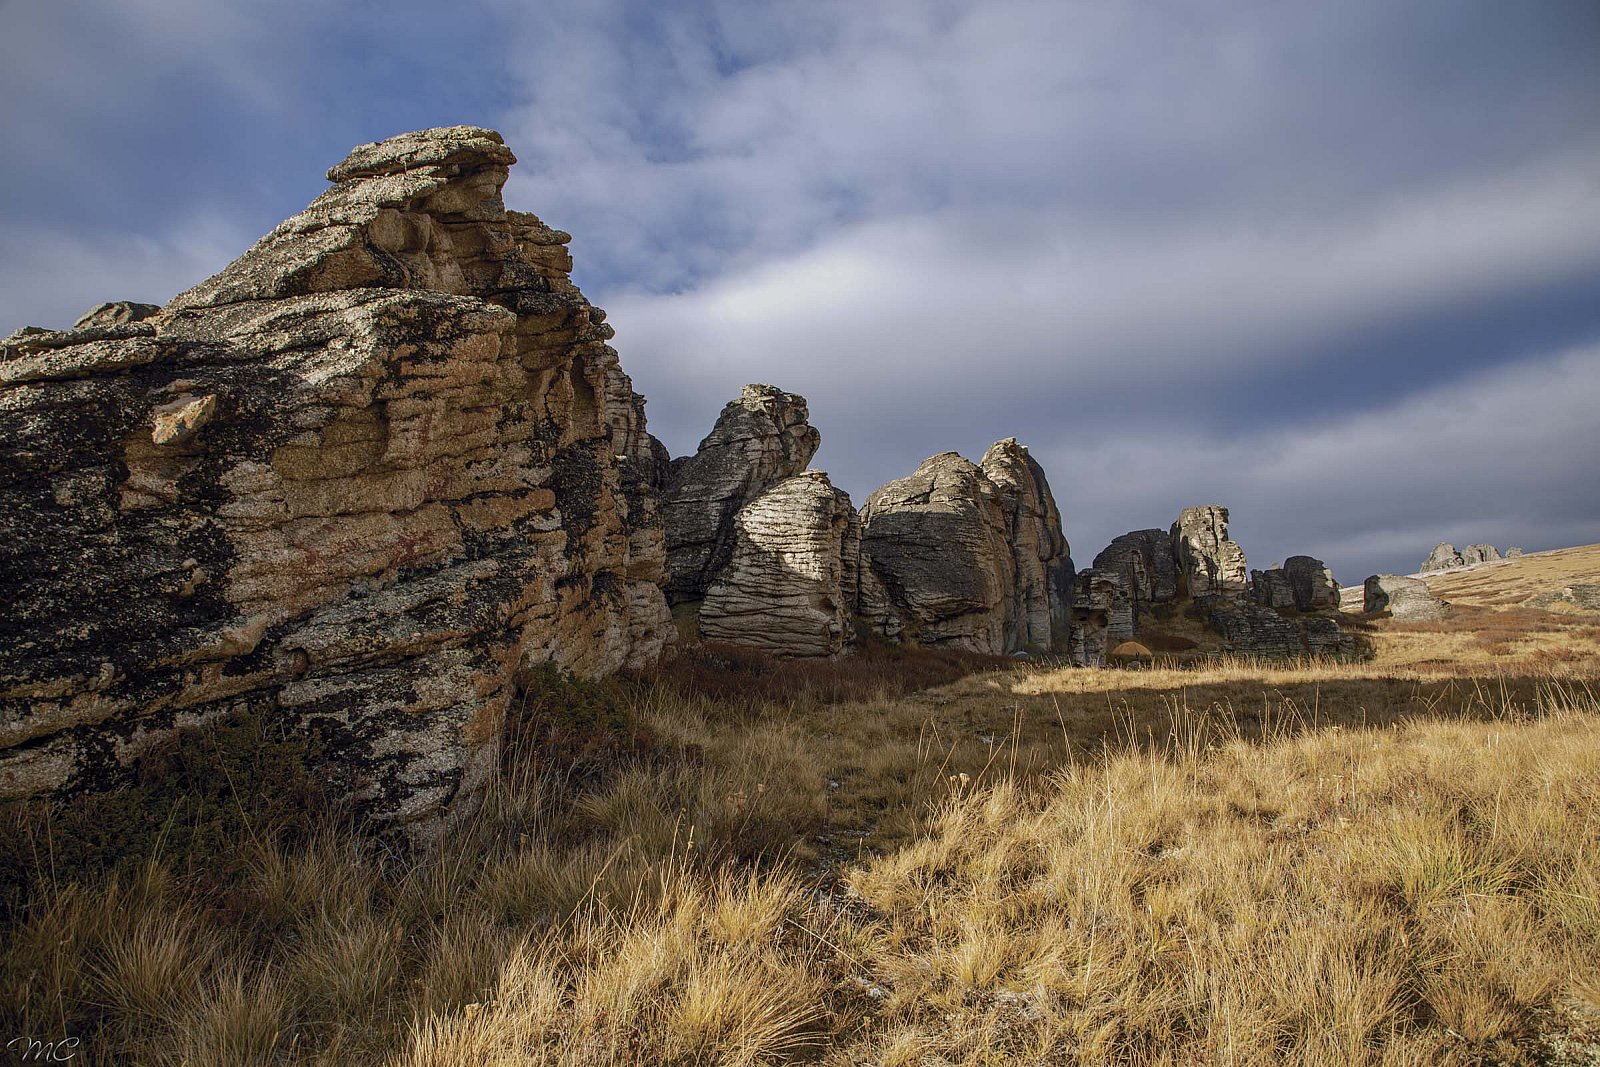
[1045, 340, 1600, 583]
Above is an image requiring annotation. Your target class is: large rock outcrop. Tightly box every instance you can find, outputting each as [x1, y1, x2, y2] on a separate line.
[1421, 543, 1465, 573]
[979, 439, 1075, 650]
[1252, 555, 1339, 613]
[856, 444, 1072, 655]
[698, 472, 856, 657]
[0, 127, 671, 837]
[1201, 599, 1354, 658]
[1363, 575, 1448, 621]
[1171, 505, 1248, 599]
[1092, 529, 1179, 619]
[1461, 543, 1501, 566]
[662, 385, 819, 606]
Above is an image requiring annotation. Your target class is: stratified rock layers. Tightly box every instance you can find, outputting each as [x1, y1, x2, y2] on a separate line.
[699, 472, 855, 657]
[1171, 505, 1248, 599]
[857, 444, 1072, 655]
[0, 127, 671, 836]
[663, 385, 819, 605]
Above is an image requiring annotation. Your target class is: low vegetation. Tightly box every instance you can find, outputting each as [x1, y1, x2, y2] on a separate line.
[4, 555, 1599, 1065]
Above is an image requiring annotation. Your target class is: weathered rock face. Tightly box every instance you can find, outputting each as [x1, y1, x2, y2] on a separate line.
[856, 452, 1015, 653]
[1461, 543, 1501, 566]
[979, 439, 1074, 650]
[0, 127, 672, 837]
[663, 384, 819, 606]
[1363, 575, 1448, 621]
[1201, 598, 1357, 657]
[856, 444, 1072, 655]
[1171, 506, 1248, 599]
[699, 472, 854, 657]
[1091, 529, 1178, 619]
[1283, 555, 1340, 612]
[1250, 568, 1297, 610]
[1253, 555, 1339, 613]
[1067, 568, 1134, 666]
[1506, 547, 1525, 558]
[1421, 543, 1465, 573]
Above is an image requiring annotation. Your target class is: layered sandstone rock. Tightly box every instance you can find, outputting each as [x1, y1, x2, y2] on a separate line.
[1171, 506, 1248, 598]
[856, 444, 1071, 655]
[699, 472, 855, 657]
[1092, 529, 1179, 619]
[1363, 575, 1448, 621]
[1067, 568, 1134, 666]
[663, 385, 819, 606]
[1421, 543, 1465, 573]
[856, 452, 1016, 652]
[0, 127, 671, 837]
[1201, 599, 1354, 657]
[979, 439, 1074, 650]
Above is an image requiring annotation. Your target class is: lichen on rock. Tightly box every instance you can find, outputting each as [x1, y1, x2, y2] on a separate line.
[0, 127, 671, 839]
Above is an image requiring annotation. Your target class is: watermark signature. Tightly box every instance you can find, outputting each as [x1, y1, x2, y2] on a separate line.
[5, 1037, 79, 1063]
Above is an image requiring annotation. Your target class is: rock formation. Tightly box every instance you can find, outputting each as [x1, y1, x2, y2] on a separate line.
[1421, 543, 1465, 573]
[1507, 547, 1525, 558]
[1461, 543, 1501, 566]
[1253, 555, 1339, 613]
[1201, 598, 1354, 658]
[698, 472, 856, 657]
[663, 384, 819, 606]
[856, 444, 1071, 655]
[979, 438, 1075, 650]
[1363, 575, 1448, 621]
[1066, 568, 1134, 665]
[1171, 506, 1248, 598]
[1091, 529, 1178, 619]
[0, 127, 672, 837]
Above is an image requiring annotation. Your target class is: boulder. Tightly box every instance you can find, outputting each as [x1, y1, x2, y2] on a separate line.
[1091, 529, 1179, 618]
[698, 472, 855, 657]
[1506, 547, 1525, 558]
[1421, 543, 1464, 573]
[1171, 506, 1248, 598]
[1461, 543, 1501, 565]
[663, 384, 819, 605]
[1363, 574, 1448, 621]
[0, 127, 671, 838]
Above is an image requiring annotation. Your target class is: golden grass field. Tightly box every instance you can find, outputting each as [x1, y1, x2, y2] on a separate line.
[3, 546, 1598, 1065]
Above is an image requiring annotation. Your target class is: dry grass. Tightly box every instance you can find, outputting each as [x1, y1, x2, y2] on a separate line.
[1422, 543, 1600, 610]
[4, 569, 1599, 1064]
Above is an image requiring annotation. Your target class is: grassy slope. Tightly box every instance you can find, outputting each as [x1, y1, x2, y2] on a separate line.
[3, 550, 1599, 1065]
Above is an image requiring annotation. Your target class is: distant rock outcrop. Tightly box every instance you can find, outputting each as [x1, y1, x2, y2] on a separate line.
[857, 444, 1072, 655]
[1364, 575, 1448, 620]
[663, 385, 819, 606]
[1092, 529, 1179, 618]
[1506, 547, 1525, 558]
[1421, 543, 1465, 573]
[1171, 506, 1248, 599]
[698, 472, 856, 657]
[1461, 543, 1501, 566]
[0, 127, 672, 837]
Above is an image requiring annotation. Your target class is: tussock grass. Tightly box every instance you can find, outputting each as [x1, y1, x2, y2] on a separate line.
[3, 630, 1599, 1063]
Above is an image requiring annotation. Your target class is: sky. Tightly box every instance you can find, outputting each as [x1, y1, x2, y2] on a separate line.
[3, 0, 1598, 584]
